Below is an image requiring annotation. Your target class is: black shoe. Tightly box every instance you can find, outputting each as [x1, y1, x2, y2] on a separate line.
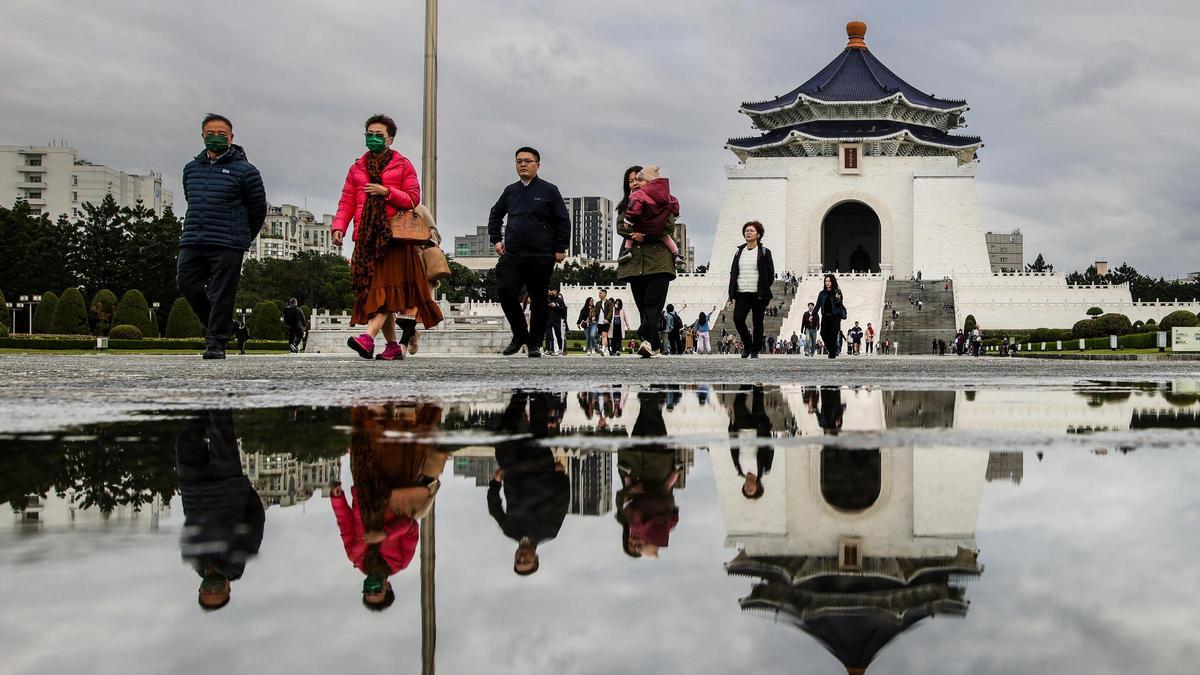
[527, 346, 542, 358]
[741, 349, 751, 358]
[202, 349, 226, 360]
[750, 352, 759, 359]
[501, 340, 524, 356]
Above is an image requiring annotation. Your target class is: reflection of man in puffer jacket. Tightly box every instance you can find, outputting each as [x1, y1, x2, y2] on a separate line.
[176, 410, 264, 611]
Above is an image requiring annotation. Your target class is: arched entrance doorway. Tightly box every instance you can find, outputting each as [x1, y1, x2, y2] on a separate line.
[822, 202, 881, 273]
[820, 448, 882, 512]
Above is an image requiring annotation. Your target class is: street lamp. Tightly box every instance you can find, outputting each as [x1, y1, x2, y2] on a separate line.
[19, 295, 40, 334]
[150, 302, 161, 337]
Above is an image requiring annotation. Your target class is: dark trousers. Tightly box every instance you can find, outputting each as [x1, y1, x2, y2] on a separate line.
[733, 292, 767, 353]
[821, 319, 841, 358]
[287, 326, 304, 348]
[544, 318, 563, 353]
[628, 273, 671, 351]
[177, 245, 244, 349]
[496, 255, 554, 347]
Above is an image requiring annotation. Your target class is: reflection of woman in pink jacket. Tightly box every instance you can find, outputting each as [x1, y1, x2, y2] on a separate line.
[331, 113, 443, 361]
[333, 404, 448, 611]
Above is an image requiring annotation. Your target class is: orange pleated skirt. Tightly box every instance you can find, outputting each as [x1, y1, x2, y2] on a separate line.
[352, 242, 443, 328]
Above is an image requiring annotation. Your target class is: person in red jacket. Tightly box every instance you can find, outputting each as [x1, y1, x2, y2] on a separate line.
[619, 166, 684, 269]
[332, 114, 443, 361]
[332, 403, 449, 610]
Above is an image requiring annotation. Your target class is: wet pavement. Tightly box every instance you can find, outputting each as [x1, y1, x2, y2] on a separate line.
[1, 377, 1199, 674]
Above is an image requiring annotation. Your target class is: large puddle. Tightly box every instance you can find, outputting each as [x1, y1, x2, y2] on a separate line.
[2, 382, 1199, 674]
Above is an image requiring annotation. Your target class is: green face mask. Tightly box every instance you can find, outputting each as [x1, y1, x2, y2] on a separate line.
[365, 134, 388, 153]
[204, 134, 230, 154]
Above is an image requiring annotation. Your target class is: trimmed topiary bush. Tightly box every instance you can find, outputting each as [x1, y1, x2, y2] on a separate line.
[90, 289, 118, 336]
[1072, 319, 1098, 339]
[165, 298, 205, 338]
[963, 315, 977, 333]
[32, 291, 58, 334]
[1160, 309, 1200, 331]
[1133, 320, 1144, 330]
[0, 290, 9, 330]
[250, 300, 285, 340]
[113, 290, 156, 337]
[0, 323, 8, 338]
[1086, 307, 1104, 317]
[50, 288, 91, 335]
[1094, 313, 1133, 336]
[108, 324, 144, 340]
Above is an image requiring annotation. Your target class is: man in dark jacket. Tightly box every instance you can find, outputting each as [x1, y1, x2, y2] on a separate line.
[177, 410, 264, 610]
[487, 391, 570, 576]
[544, 288, 566, 355]
[178, 113, 267, 359]
[283, 298, 305, 353]
[488, 147, 570, 357]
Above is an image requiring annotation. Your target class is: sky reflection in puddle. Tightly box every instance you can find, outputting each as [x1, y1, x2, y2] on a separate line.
[1, 382, 1198, 674]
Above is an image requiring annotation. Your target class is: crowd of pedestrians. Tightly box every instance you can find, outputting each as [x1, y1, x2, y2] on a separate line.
[174, 112, 938, 362]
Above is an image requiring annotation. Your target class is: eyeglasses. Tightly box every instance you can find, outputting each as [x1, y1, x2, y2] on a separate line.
[515, 159, 537, 165]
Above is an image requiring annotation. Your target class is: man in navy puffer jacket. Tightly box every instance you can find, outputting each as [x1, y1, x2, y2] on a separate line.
[178, 113, 267, 359]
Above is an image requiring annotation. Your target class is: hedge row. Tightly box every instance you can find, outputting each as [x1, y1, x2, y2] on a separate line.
[989, 331, 1162, 352]
[0, 336, 289, 351]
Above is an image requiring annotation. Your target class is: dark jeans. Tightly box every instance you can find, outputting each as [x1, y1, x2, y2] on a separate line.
[496, 255, 554, 347]
[820, 319, 841, 358]
[627, 273, 671, 351]
[287, 326, 304, 348]
[733, 292, 767, 353]
[545, 318, 563, 353]
[177, 244, 245, 350]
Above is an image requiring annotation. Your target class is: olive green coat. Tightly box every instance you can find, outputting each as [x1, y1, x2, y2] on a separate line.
[616, 211, 677, 281]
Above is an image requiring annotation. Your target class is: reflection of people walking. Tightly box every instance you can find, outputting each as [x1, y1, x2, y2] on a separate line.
[616, 166, 678, 358]
[812, 274, 847, 359]
[333, 114, 442, 361]
[178, 113, 267, 360]
[726, 221, 775, 358]
[176, 410, 264, 610]
[488, 147, 570, 358]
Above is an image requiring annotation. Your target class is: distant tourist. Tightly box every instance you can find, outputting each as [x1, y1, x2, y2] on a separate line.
[594, 289, 614, 357]
[726, 220, 776, 358]
[178, 113, 267, 360]
[544, 288, 566, 355]
[693, 306, 716, 354]
[284, 298, 305, 353]
[617, 165, 678, 358]
[488, 147, 570, 357]
[609, 298, 630, 355]
[812, 274, 847, 359]
[577, 297, 595, 354]
[801, 302, 820, 356]
[848, 321, 864, 355]
[865, 322, 875, 354]
[333, 114, 441, 361]
[665, 304, 685, 355]
[233, 320, 249, 355]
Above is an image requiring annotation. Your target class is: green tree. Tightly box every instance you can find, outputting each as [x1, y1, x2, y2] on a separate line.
[90, 289, 118, 335]
[236, 252, 353, 312]
[1094, 313, 1132, 336]
[108, 324, 143, 340]
[165, 297, 205, 338]
[113, 290, 156, 337]
[249, 300, 285, 340]
[70, 194, 129, 298]
[0, 202, 73, 301]
[0, 289, 8, 330]
[50, 287, 90, 335]
[1086, 307, 1104, 317]
[553, 260, 619, 287]
[125, 202, 182, 306]
[438, 261, 485, 303]
[1025, 253, 1054, 274]
[1160, 310, 1200, 331]
[32, 291, 59, 333]
[963, 314, 977, 333]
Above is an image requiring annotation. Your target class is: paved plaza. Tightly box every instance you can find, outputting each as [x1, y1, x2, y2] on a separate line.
[2, 353, 1198, 433]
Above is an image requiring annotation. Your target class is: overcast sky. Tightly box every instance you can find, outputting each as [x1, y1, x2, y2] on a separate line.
[3, 0, 1198, 277]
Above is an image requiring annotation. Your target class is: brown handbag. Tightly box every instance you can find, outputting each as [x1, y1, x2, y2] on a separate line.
[389, 209, 431, 242]
[421, 244, 452, 281]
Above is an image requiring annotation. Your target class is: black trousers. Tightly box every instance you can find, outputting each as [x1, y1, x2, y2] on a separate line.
[733, 292, 767, 353]
[177, 244, 245, 349]
[820, 319, 841, 358]
[544, 318, 563, 352]
[496, 255, 554, 347]
[628, 273, 671, 351]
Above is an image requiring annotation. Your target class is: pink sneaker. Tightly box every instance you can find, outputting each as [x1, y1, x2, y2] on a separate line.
[347, 333, 375, 359]
[376, 342, 406, 361]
